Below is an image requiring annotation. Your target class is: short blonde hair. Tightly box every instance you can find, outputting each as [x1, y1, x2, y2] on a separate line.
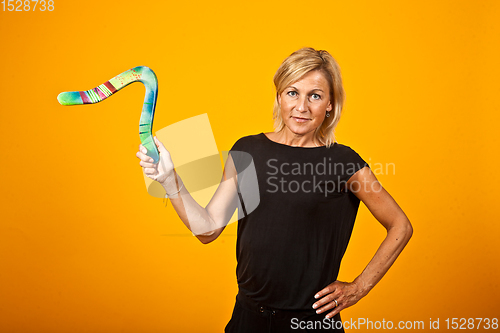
[272, 47, 345, 147]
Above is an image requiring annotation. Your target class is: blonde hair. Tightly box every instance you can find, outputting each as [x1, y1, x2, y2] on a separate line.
[272, 47, 345, 147]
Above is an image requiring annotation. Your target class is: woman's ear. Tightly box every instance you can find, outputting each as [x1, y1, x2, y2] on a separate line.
[277, 92, 281, 106]
[327, 101, 333, 112]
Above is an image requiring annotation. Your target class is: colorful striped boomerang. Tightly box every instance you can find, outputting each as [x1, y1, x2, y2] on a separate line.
[57, 66, 160, 163]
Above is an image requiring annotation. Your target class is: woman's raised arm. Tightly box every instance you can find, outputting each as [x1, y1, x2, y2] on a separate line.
[136, 137, 240, 244]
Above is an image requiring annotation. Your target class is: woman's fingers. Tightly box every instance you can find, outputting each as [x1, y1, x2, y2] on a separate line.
[154, 136, 169, 155]
[137, 138, 174, 185]
[314, 282, 339, 303]
[139, 138, 170, 160]
[313, 287, 340, 311]
[136, 150, 155, 163]
[154, 136, 163, 149]
[137, 143, 162, 163]
[313, 280, 363, 319]
[318, 293, 344, 317]
[312, 281, 350, 319]
[138, 144, 147, 154]
[139, 160, 157, 169]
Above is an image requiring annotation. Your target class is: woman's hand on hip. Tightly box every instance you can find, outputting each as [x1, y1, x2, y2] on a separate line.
[136, 137, 174, 184]
[312, 280, 367, 319]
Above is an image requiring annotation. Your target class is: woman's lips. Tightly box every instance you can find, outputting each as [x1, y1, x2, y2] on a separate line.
[292, 117, 310, 123]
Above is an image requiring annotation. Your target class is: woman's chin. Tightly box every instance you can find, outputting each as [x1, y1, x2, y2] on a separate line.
[285, 122, 314, 134]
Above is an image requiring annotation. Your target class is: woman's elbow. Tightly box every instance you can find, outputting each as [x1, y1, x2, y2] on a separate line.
[197, 234, 217, 244]
[401, 218, 413, 243]
[195, 231, 216, 244]
[195, 227, 224, 244]
[389, 217, 413, 244]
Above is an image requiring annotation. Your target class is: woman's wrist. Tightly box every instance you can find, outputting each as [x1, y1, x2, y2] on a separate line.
[161, 170, 182, 195]
[352, 276, 373, 298]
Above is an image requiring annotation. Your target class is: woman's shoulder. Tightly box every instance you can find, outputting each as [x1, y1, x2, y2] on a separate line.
[333, 139, 366, 152]
[237, 132, 266, 142]
[334, 142, 357, 153]
[230, 133, 266, 151]
[333, 142, 369, 167]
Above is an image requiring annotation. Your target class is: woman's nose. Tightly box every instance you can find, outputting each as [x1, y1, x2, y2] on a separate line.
[296, 96, 308, 112]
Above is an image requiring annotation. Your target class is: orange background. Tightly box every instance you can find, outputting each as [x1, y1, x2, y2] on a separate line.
[1, 0, 499, 332]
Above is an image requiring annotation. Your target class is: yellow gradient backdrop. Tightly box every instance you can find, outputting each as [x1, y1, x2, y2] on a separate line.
[1, 0, 499, 332]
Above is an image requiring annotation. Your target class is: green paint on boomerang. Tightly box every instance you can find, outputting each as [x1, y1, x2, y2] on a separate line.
[57, 66, 160, 163]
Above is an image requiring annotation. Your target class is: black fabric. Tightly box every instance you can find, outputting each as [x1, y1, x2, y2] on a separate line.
[228, 132, 369, 312]
[224, 293, 344, 332]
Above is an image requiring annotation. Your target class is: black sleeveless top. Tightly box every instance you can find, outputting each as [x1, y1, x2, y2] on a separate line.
[229, 133, 369, 310]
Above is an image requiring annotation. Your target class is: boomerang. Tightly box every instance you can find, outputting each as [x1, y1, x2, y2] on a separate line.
[57, 66, 160, 163]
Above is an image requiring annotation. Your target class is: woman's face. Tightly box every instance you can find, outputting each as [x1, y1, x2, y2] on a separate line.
[278, 70, 333, 138]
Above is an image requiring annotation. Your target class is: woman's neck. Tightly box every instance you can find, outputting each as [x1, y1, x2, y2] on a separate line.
[267, 129, 323, 147]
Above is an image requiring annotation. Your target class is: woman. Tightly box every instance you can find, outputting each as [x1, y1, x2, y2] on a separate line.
[136, 47, 412, 332]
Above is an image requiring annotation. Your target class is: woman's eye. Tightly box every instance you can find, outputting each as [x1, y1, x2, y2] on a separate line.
[311, 94, 321, 100]
[287, 91, 297, 97]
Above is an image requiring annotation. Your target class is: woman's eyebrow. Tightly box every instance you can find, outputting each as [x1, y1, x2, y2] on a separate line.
[287, 86, 324, 92]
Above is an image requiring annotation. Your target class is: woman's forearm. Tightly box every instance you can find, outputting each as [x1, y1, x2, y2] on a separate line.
[161, 170, 219, 238]
[353, 217, 413, 296]
[160, 169, 238, 243]
[137, 139, 238, 243]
